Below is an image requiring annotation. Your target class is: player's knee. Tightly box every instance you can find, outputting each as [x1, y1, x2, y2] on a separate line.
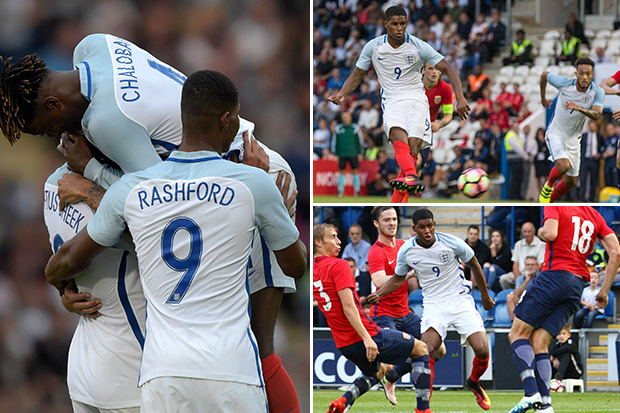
[411, 339, 428, 357]
[475, 346, 489, 360]
[433, 343, 447, 360]
[555, 160, 570, 175]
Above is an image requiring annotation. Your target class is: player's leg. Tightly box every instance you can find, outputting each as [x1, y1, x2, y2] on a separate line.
[539, 131, 570, 202]
[465, 331, 491, 410]
[337, 156, 348, 197]
[251, 287, 300, 413]
[408, 338, 432, 413]
[549, 174, 577, 203]
[390, 170, 409, 203]
[389, 126, 423, 191]
[508, 318, 543, 412]
[531, 328, 555, 413]
[350, 156, 360, 197]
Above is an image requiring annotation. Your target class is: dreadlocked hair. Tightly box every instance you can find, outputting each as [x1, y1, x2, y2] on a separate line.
[0, 54, 48, 145]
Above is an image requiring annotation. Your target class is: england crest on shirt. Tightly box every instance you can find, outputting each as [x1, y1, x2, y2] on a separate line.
[584, 95, 592, 106]
[405, 54, 417, 65]
[440, 251, 451, 263]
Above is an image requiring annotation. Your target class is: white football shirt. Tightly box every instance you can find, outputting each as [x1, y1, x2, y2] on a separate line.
[44, 164, 145, 409]
[356, 33, 444, 103]
[395, 232, 474, 303]
[86, 151, 299, 387]
[546, 73, 605, 141]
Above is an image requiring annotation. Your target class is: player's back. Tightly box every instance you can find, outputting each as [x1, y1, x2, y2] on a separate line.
[542, 206, 613, 280]
[74, 34, 184, 158]
[44, 164, 144, 408]
[313, 255, 380, 348]
[95, 151, 298, 387]
[357, 34, 443, 102]
[397, 232, 474, 303]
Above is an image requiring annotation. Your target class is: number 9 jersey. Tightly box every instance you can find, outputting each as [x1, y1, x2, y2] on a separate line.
[542, 206, 614, 282]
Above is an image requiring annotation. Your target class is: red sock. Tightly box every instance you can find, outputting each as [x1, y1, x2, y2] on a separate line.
[262, 353, 300, 413]
[429, 358, 436, 398]
[470, 356, 489, 383]
[390, 171, 409, 203]
[546, 165, 562, 187]
[550, 178, 572, 203]
[393, 140, 417, 177]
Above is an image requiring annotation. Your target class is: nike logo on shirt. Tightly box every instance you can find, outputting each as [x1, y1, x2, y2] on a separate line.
[377, 57, 386, 60]
[389, 259, 396, 265]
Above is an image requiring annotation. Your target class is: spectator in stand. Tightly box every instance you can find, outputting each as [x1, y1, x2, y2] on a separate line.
[496, 82, 513, 114]
[420, 0, 439, 23]
[556, 29, 583, 66]
[507, 256, 540, 320]
[457, 11, 473, 41]
[357, 100, 381, 136]
[436, 145, 469, 197]
[549, 324, 583, 380]
[574, 271, 604, 328]
[489, 101, 510, 132]
[475, 114, 492, 144]
[333, 37, 348, 67]
[344, 28, 363, 60]
[580, 120, 604, 202]
[486, 9, 506, 60]
[503, 29, 534, 66]
[469, 13, 489, 42]
[441, 13, 457, 38]
[603, 123, 619, 187]
[342, 223, 372, 272]
[517, 105, 532, 124]
[483, 229, 513, 293]
[474, 88, 493, 119]
[332, 111, 364, 197]
[505, 121, 530, 199]
[472, 135, 492, 172]
[327, 67, 346, 91]
[407, 2, 423, 28]
[316, 47, 336, 79]
[508, 83, 525, 116]
[344, 257, 372, 307]
[566, 12, 589, 47]
[357, 82, 381, 109]
[488, 122, 503, 173]
[427, 30, 443, 52]
[314, 98, 338, 125]
[445, 46, 464, 79]
[463, 33, 490, 76]
[498, 222, 546, 291]
[534, 127, 551, 191]
[466, 64, 490, 100]
[465, 224, 491, 284]
[332, 4, 353, 40]
[367, 150, 399, 196]
[313, 118, 332, 159]
[429, 13, 444, 38]
[593, 46, 611, 64]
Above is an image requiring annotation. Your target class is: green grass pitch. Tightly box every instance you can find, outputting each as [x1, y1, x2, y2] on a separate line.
[313, 389, 620, 412]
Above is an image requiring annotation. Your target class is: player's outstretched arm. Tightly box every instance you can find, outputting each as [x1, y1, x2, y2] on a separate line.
[339, 287, 379, 362]
[273, 240, 307, 279]
[599, 76, 620, 95]
[466, 256, 495, 310]
[327, 67, 367, 105]
[45, 229, 106, 294]
[367, 274, 406, 304]
[597, 233, 620, 308]
[565, 102, 602, 121]
[435, 58, 470, 120]
[540, 72, 551, 108]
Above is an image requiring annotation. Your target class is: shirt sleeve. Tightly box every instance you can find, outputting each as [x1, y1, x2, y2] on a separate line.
[612, 70, 620, 84]
[367, 245, 383, 275]
[86, 179, 130, 247]
[415, 37, 444, 66]
[547, 73, 573, 89]
[395, 240, 412, 277]
[442, 233, 475, 262]
[83, 159, 125, 189]
[356, 39, 375, 71]
[593, 86, 605, 107]
[333, 259, 356, 292]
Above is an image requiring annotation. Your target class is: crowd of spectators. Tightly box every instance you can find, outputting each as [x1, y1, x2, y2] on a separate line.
[0, 1, 310, 411]
[314, 1, 620, 200]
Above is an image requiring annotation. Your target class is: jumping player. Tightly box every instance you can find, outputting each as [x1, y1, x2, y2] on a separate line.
[0, 34, 303, 412]
[45, 70, 307, 412]
[368, 208, 495, 411]
[392, 62, 455, 202]
[538, 57, 604, 203]
[508, 206, 620, 413]
[313, 223, 433, 413]
[328, 5, 469, 197]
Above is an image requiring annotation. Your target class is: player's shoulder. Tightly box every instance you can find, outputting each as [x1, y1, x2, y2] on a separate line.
[45, 164, 71, 186]
[75, 33, 107, 50]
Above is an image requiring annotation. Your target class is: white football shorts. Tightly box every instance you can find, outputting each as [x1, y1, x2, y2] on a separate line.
[71, 401, 139, 413]
[421, 294, 485, 344]
[382, 98, 432, 148]
[141, 377, 268, 413]
[545, 131, 581, 177]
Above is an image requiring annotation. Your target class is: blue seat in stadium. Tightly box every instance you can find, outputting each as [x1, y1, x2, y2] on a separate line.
[492, 289, 514, 328]
[408, 289, 424, 319]
[595, 291, 615, 319]
[472, 289, 496, 327]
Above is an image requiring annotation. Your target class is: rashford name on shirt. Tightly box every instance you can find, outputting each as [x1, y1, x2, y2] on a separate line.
[136, 181, 235, 210]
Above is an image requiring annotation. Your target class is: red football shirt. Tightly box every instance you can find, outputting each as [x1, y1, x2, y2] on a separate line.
[507, 92, 524, 111]
[489, 109, 510, 130]
[313, 255, 380, 348]
[425, 80, 453, 122]
[542, 206, 614, 281]
[612, 69, 620, 84]
[367, 239, 410, 318]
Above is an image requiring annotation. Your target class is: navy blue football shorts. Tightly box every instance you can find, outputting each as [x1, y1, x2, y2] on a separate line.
[513, 270, 583, 337]
[338, 329, 415, 376]
[372, 312, 422, 340]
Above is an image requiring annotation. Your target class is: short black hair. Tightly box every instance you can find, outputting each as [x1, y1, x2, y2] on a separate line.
[575, 57, 595, 69]
[181, 70, 238, 121]
[411, 208, 434, 225]
[385, 5, 407, 21]
[0, 54, 48, 144]
[468, 224, 480, 232]
[371, 206, 396, 222]
[517, 29, 525, 35]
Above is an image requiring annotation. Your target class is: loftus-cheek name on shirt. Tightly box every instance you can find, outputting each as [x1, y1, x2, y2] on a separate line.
[137, 181, 235, 210]
[44, 189, 87, 234]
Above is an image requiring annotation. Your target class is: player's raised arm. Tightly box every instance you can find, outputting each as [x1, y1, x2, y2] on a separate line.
[599, 75, 620, 96]
[328, 67, 367, 105]
[465, 256, 494, 310]
[435, 58, 470, 120]
[597, 232, 620, 308]
[540, 71, 551, 108]
[45, 228, 106, 294]
[338, 287, 379, 362]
